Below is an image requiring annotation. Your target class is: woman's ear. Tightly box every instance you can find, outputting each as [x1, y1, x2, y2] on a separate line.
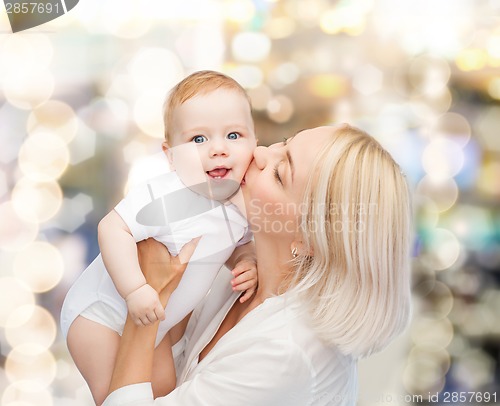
[290, 240, 314, 259]
[162, 141, 175, 169]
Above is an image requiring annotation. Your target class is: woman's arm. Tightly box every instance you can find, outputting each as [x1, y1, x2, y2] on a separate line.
[99, 210, 165, 326]
[107, 237, 200, 395]
[105, 337, 314, 406]
[107, 314, 159, 394]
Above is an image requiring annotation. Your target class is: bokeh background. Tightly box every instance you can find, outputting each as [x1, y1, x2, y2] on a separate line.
[0, 0, 499, 405]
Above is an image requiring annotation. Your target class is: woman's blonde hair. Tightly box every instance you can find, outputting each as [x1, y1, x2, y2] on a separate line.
[288, 124, 412, 358]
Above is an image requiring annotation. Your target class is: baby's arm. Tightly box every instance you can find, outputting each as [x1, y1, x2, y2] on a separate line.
[98, 210, 165, 326]
[226, 241, 258, 303]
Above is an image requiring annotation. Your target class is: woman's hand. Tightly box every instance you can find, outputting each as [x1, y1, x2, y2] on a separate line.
[106, 237, 200, 399]
[137, 237, 201, 307]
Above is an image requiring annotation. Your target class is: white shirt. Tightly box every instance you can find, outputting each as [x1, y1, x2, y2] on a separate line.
[60, 171, 251, 345]
[103, 268, 358, 406]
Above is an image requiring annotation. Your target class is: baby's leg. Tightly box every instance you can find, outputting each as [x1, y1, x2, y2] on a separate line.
[152, 332, 176, 398]
[67, 316, 120, 405]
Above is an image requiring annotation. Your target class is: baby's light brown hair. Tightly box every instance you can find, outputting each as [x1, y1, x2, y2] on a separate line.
[163, 70, 252, 143]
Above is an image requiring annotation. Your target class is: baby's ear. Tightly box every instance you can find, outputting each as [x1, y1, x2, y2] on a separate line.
[162, 142, 174, 169]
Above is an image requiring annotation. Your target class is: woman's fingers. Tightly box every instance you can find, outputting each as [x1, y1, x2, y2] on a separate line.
[137, 239, 181, 293]
[137, 238, 167, 257]
[177, 236, 201, 265]
[138, 238, 171, 263]
[157, 237, 202, 306]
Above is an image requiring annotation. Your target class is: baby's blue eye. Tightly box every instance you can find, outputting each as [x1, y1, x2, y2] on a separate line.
[192, 135, 208, 144]
[227, 132, 240, 140]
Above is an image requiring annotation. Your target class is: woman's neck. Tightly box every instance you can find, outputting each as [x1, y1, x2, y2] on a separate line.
[229, 235, 293, 325]
[251, 236, 293, 302]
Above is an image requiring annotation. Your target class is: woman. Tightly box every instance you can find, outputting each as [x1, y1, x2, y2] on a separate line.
[103, 124, 412, 405]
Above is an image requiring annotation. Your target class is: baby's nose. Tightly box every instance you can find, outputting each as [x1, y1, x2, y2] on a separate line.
[210, 138, 228, 156]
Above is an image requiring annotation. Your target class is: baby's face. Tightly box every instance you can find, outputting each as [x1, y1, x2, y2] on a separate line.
[164, 88, 256, 200]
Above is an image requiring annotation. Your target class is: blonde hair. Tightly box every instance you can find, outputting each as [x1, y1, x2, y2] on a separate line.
[163, 70, 251, 143]
[288, 124, 412, 358]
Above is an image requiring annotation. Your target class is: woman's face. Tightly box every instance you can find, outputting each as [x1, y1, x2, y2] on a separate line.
[241, 126, 332, 236]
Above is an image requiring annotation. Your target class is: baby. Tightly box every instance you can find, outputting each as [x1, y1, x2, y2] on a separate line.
[61, 71, 258, 405]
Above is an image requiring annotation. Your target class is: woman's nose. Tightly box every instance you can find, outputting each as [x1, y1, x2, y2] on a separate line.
[253, 145, 268, 169]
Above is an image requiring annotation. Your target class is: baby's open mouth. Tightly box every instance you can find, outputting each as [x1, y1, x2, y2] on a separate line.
[207, 167, 230, 179]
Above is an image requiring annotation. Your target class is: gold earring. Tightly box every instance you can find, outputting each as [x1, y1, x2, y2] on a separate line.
[291, 247, 298, 258]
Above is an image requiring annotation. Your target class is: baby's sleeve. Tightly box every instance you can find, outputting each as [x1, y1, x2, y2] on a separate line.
[236, 226, 253, 247]
[114, 181, 163, 242]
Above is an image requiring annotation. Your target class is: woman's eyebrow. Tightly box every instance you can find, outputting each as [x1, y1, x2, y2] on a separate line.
[288, 129, 306, 142]
[284, 129, 304, 146]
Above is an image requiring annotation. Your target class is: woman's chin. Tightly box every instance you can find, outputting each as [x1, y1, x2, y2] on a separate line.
[239, 187, 251, 210]
[241, 169, 255, 188]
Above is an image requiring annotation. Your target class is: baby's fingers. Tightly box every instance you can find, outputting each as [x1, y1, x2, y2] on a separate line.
[231, 271, 255, 287]
[154, 304, 165, 322]
[132, 314, 151, 327]
[131, 315, 143, 327]
[232, 279, 255, 293]
[231, 261, 255, 277]
[146, 310, 160, 324]
[231, 265, 246, 278]
[239, 287, 256, 303]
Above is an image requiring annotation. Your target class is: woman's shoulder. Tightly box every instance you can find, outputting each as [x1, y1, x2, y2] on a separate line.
[242, 295, 356, 369]
[236, 295, 358, 405]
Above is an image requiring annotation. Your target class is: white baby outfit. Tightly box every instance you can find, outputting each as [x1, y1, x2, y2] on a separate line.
[60, 171, 251, 346]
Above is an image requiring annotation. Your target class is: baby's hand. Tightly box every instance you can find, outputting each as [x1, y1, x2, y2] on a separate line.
[125, 284, 165, 326]
[231, 259, 258, 303]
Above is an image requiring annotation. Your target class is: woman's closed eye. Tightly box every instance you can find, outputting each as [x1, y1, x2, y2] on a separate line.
[274, 164, 283, 185]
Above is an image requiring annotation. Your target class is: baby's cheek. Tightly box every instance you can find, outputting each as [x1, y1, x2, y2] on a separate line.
[236, 148, 254, 170]
[174, 155, 206, 186]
